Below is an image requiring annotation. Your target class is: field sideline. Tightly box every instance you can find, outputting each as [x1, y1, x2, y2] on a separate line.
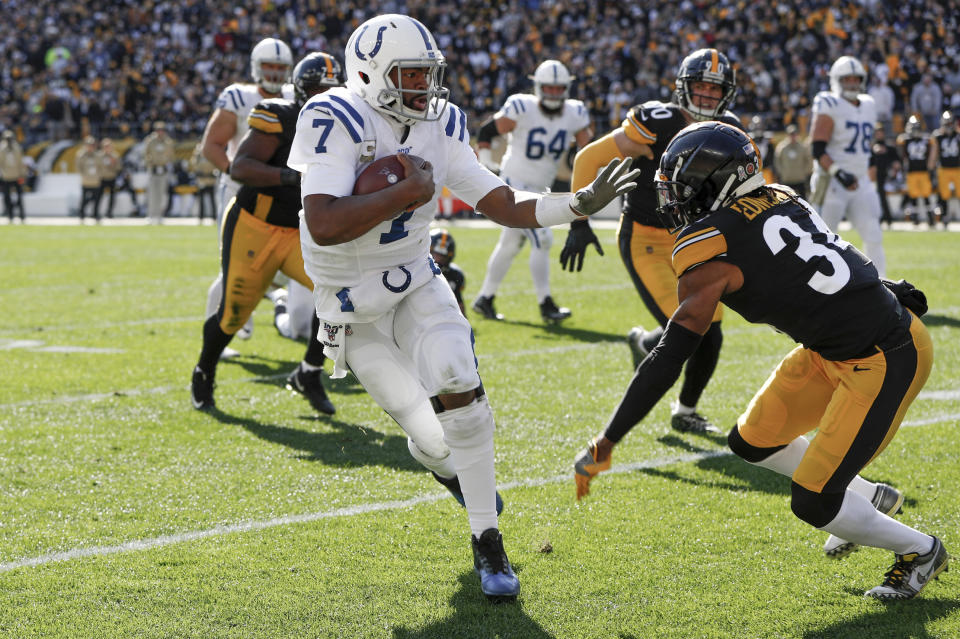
[1, 222, 958, 638]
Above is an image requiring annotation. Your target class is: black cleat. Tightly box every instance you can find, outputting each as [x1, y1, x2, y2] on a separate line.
[670, 411, 720, 433]
[191, 366, 215, 410]
[471, 528, 520, 602]
[539, 296, 571, 323]
[286, 364, 335, 415]
[472, 295, 504, 320]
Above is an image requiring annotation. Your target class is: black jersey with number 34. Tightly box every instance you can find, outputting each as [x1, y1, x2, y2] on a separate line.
[672, 187, 906, 360]
[620, 101, 742, 227]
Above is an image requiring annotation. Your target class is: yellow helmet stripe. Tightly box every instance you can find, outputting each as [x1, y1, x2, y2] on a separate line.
[710, 49, 719, 73]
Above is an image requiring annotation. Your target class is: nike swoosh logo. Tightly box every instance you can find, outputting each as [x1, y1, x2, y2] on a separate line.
[853, 365, 871, 372]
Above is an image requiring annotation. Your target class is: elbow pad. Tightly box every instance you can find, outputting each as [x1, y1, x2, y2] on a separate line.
[811, 141, 827, 162]
[477, 118, 499, 145]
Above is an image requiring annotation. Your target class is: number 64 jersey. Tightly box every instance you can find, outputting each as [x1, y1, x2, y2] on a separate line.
[672, 186, 905, 361]
[288, 87, 504, 320]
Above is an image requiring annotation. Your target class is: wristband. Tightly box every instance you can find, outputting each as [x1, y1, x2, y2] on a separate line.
[828, 164, 840, 176]
[535, 193, 583, 227]
[281, 167, 300, 186]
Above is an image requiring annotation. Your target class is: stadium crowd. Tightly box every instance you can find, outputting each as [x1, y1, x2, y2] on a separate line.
[1, 0, 959, 147]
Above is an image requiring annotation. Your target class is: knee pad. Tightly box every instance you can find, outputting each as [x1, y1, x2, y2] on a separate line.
[439, 395, 495, 449]
[727, 425, 786, 463]
[407, 435, 450, 467]
[415, 321, 480, 395]
[790, 482, 844, 528]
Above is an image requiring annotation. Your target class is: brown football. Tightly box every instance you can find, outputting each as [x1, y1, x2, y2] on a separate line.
[352, 154, 428, 195]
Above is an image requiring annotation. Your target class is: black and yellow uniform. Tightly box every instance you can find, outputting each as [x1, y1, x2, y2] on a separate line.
[218, 98, 313, 335]
[441, 262, 466, 311]
[674, 187, 932, 494]
[897, 132, 933, 200]
[618, 101, 741, 323]
[932, 125, 960, 202]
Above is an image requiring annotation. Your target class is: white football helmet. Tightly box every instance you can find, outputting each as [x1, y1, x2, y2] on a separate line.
[344, 14, 449, 126]
[529, 60, 574, 111]
[829, 56, 866, 101]
[251, 38, 293, 94]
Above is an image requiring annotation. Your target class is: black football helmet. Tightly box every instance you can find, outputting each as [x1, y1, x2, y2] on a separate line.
[293, 52, 343, 103]
[655, 121, 766, 232]
[430, 228, 456, 265]
[675, 48, 738, 121]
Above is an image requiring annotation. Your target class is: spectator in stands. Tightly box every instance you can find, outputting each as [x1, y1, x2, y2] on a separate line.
[868, 74, 895, 137]
[76, 136, 102, 223]
[142, 121, 175, 224]
[0, 130, 26, 222]
[773, 124, 813, 198]
[911, 74, 944, 132]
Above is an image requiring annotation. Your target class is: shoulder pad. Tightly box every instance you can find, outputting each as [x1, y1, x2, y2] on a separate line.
[303, 93, 366, 144]
[441, 103, 470, 143]
[672, 222, 728, 277]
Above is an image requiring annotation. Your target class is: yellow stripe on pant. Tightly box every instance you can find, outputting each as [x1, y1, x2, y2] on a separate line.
[737, 313, 932, 494]
[219, 205, 313, 334]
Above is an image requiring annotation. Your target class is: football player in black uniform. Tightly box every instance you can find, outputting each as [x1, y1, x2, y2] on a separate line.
[430, 228, 467, 315]
[930, 110, 960, 227]
[897, 115, 934, 226]
[191, 52, 343, 414]
[564, 48, 741, 437]
[576, 121, 946, 600]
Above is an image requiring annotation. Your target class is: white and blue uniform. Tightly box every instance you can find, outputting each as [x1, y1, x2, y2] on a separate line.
[290, 88, 507, 534]
[479, 94, 590, 304]
[810, 90, 885, 276]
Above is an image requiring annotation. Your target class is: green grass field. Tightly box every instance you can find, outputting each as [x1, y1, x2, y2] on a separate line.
[1, 222, 958, 638]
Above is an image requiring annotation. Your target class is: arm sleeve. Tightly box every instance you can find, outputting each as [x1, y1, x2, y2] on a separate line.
[571, 134, 623, 190]
[603, 321, 703, 442]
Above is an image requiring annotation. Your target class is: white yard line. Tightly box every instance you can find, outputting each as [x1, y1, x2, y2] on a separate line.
[0, 415, 953, 574]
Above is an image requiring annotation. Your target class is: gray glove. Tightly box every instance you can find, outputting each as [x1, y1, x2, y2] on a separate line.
[569, 157, 640, 216]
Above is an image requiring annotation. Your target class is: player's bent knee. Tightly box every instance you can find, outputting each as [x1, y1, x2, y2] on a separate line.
[408, 433, 449, 463]
[728, 425, 785, 463]
[790, 482, 844, 528]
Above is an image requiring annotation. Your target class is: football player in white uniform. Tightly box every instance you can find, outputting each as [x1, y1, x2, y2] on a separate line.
[471, 60, 593, 323]
[288, 14, 637, 602]
[200, 38, 310, 345]
[809, 55, 886, 276]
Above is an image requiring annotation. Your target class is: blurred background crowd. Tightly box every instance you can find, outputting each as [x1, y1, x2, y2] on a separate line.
[2, 0, 958, 144]
[0, 0, 958, 219]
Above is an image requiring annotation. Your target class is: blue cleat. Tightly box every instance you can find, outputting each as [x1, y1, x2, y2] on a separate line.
[432, 472, 504, 515]
[471, 528, 519, 602]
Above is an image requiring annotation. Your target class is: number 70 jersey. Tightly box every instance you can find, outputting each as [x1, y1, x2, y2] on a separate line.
[672, 187, 901, 360]
[497, 94, 590, 190]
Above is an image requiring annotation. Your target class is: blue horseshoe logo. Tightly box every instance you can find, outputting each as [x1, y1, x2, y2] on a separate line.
[382, 266, 412, 293]
[355, 25, 388, 61]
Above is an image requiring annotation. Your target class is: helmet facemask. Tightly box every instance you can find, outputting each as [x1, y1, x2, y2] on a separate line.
[376, 59, 449, 125]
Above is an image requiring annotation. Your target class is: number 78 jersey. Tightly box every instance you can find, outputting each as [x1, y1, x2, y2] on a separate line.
[812, 91, 877, 177]
[497, 94, 590, 190]
[672, 187, 901, 360]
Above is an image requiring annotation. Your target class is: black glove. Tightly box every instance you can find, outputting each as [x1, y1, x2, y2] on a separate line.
[882, 278, 928, 317]
[833, 168, 857, 188]
[559, 219, 604, 272]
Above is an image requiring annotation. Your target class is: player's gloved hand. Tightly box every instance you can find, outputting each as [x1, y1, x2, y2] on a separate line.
[831, 166, 858, 189]
[882, 278, 928, 317]
[570, 157, 639, 216]
[560, 218, 604, 272]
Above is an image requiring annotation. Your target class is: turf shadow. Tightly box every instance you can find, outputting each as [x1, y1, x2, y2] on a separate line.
[205, 408, 421, 471]
[390, 569, 555, 639]
[473, 318, 626, 344]
[801, 597, 958, 639]
[921, 313, 960, 329]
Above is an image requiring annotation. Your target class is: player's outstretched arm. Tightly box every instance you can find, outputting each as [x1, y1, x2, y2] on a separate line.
[477, 157, 639, 229]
